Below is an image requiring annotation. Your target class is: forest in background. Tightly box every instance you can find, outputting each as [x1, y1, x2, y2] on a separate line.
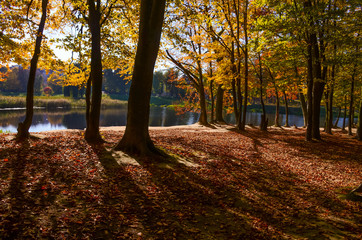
[0, 65, 185, 101]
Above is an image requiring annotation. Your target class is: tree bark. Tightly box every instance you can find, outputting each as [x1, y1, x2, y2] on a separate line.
[348, 65, 356, 136]
[357, 88, 362, 141]
[230, 44, 239, 125]
[215, 84, 225, 123]
[305, 22, 314, 141]
[298, 89, 308, 127]
[333, 106, 341, 128]
[209, 65, 214, 123]
[275, 90, 280, 127]
[325, 65, 335, 134]
[198, 81, 208, 125]
[311, 29, 326, 140]
[85, 0, 104, 143]
[283, 90, 289, 127]
[114, 0, 166, 156]
[259, 53, 267, 131]
[17, 0, 48, 140]
[342, 95, 347, 131]
[240, 0, 249, 131]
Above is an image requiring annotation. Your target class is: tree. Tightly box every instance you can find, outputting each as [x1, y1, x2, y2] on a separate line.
[114, 0, 166, 156]
[357, 88, 362, 141]
[164, 1, 210, 125]
[84, 0, 114, 142]
[17, 0, 49, 140]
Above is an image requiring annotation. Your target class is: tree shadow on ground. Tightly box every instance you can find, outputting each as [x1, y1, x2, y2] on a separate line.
[91, 144, 265, 239]
[148, 128, 362, 239]
[0, 129, 361, 239]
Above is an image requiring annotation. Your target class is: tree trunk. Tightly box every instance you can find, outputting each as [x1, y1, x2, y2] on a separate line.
[283, 90, 289, 127]
[311, 28, 325, 140]
[198, 82, 208, 125]
[215, 84, 225, 123]
[230, 44, 239, 125]
[348, 65, 356, 136]
[197, 47, 208, 125]
[325, 65, 335, 134]
[240, 0, 249, 131]
[114, 0, 166, 156]
[275, 91, 280, 127]
[305, 34, 314, 141]
[312, 82, 325, 140]
[333, 106, 341, 128]
[342, 95, 347, 131]
[209, 76, 214, 123]
[231, 78, 238, 123]
[17, 0, 48, 140]
[298, 88, 308, 127]
[85, 0, 104, 143]
[324, 91, 329, 132]
[357, 89, 362, 141]
[259, 53, 267, 131]
[85, 75, 91, 130]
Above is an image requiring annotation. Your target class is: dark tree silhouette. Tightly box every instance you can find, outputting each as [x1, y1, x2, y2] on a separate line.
[114, 0, 167, 156]
[17, 0, 48, 140]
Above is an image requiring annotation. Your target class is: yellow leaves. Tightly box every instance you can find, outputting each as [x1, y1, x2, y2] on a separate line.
[62, 63, 90, 87]
[0, 71, 8, 82]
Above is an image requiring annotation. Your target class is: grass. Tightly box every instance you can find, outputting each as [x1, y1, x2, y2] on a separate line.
[0, 95, 127, 110]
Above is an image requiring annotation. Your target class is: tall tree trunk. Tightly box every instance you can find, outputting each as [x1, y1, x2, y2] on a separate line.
[327, 81, 334, 133]
[295, 67, 307, 127]
[275, 94, 280, 127]
[283, 90, 289, 127]
[342, 95, 347, 131]
[215, 84, 225, 123]
[325, 66, 335, 134]
[333, 106, 341, 128]
[305, 26, 314, 140]
[267, 67, 280, 127]
[357, 88, 362, 141]
[198, 70, 208, 125]
[17, 0, 48, 140]
[209, 64, 214, 123]
[114, 0, 166, 156]
[231, 79, 238, 123]
[298, 89, 308, 127]
[326, 38, 337, 134]
[311, 31, 326, 140]
[241, 0, 249, 131]
[85, 75, 91, 130]
[324, 90, 329, 132]
[230, 43, 239, 125]
[197, 45, 208, 126]
[348, 64, 356, 136]
[85, 0, 103, 143]
[259, 53, 267, 131]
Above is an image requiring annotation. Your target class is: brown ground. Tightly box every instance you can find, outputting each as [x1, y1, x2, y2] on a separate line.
[0, 124, 361, 239]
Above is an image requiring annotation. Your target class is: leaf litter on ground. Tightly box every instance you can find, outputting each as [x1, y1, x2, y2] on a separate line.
[0, 125, 361, 239]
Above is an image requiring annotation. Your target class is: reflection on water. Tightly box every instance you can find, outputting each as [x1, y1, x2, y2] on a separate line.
[0, 106, 355, 133]
[0, 106, 200, 133]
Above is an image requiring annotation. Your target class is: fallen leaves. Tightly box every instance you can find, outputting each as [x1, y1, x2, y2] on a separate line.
[0, 127, 361, 239]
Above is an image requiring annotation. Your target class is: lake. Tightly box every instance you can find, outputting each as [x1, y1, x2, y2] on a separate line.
[0, 106, 353, 133]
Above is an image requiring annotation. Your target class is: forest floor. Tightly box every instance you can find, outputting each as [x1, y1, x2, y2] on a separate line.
[0, 124, 361, 239]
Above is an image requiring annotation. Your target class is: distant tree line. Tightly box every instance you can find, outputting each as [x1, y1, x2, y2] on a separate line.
[0, 65, 184, 100]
